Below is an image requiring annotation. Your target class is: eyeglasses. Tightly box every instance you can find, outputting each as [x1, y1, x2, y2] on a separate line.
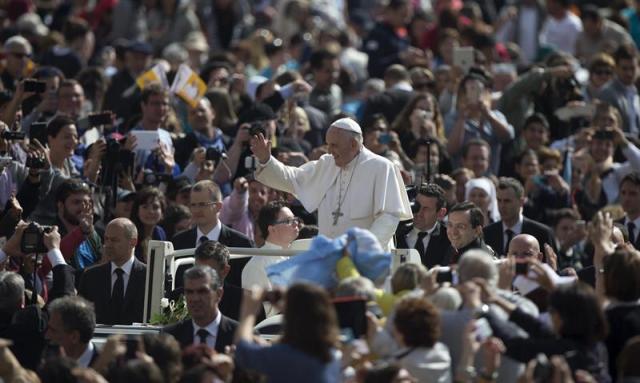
[273, 217, 301, 226]
[189, 201, 216, 209]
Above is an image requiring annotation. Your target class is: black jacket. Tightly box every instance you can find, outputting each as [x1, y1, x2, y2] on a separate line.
[162, 314, 238, 353]
[605, 304, 640, 380]
[483, 217, 557, 257]
[78, 258, 147, 325]
[453, 237, 496, 263]
[0, 264, 76, 370]
[395, 221, 454, 268]
[171, 224, 254, 288]
[363, 22, 410, 79]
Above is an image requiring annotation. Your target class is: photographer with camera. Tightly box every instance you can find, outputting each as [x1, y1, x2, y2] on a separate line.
[0, 221, 75, 370]
[174, 98, 230, 172]
[225, 103, 278, 181]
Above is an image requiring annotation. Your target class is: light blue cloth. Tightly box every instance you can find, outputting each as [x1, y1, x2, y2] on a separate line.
[266, 227, 391, 289]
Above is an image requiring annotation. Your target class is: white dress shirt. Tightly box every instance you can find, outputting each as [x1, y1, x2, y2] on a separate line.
[192, 310, 221, 349]
[76, 342, 95, 368]
[196, 220, 222, 247]
[111, 256, 135, 293]
[406, 222, 438, 251]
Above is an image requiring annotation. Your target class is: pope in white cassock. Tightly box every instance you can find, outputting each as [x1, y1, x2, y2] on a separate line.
[249, 117, 413, 249]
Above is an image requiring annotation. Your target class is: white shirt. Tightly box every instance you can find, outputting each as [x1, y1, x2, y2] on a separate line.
[242, 242, 288, 317]
[406, 222, 438, 251]
[76, 342, 95, 368]
[539, 12, 582, 55]
[196, 220, 222, 247]
[192, 310, 221, 349]
[111, 256, 135, 293]
[241, 242, 287, 290]
[503, 214, 524, 249]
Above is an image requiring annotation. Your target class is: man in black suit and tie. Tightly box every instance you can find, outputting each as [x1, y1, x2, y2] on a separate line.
[484, 178, 557, 257]
[163, 265, 238, 352]
[395, 183, 453, 267]
[46, 296, 99, 367]
[172, 180, 254, 287]
[79, 218, 146, 325]
[618, 172, 640, 249]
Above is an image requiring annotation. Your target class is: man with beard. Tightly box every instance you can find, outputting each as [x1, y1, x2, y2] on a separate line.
[53, 179, 102, 270]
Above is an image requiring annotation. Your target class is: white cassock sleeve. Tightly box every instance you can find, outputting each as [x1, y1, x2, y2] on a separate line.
[369, 213, 401, 249]
[254, 154, 340, 212]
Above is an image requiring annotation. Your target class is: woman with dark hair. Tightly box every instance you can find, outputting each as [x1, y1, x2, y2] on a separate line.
[391, 92, 446, 155]
[476, 281, 610, 381]
[234, 283, 341, 382]
[391, 296, 452, 382]
[130, 187, 167, 262]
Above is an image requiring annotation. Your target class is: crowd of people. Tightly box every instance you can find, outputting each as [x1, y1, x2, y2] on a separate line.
[0, 0, 640, 381]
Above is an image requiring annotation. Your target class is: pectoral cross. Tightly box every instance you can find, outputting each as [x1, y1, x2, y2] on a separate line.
[331, 208, 344, 226]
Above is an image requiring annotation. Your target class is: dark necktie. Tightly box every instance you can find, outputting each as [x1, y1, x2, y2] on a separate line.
[196, 328, 210, 345]
[504, 229, 515, 255]
[414, 232, 429, 256]
[199, 236, 208, 246]
[111, 268, 125, 321]
[628, 222, 636, 245]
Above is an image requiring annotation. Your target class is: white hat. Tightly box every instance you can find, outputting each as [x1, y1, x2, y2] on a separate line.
[331, 117, 362, 135]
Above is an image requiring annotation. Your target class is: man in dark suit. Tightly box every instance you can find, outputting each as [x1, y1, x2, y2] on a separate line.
[361, 64, 414, 126]
[172, 180, 254, 287]
[0, 223, 76, 370]
[79, 218, 146, 325]
[395, 183, 453, 268]
[46, 296, 99, 367]
[163, 265, 237, 353]
[617, 172, 640, 249]
[484, 178, 557, 257]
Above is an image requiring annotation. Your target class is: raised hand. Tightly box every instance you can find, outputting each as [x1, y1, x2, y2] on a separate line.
[249, 132, 271, 164]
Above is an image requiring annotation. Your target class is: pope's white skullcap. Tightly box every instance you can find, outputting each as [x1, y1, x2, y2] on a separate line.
[331, 117, 362, 135]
